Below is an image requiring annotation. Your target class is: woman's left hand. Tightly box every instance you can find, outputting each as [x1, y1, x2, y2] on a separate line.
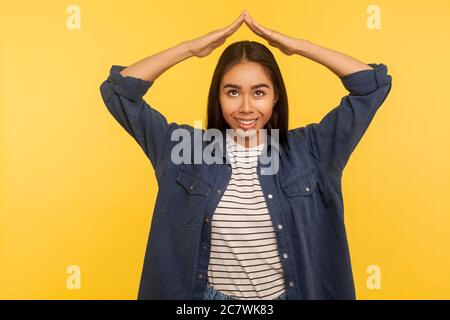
[243, 10, 302, 56]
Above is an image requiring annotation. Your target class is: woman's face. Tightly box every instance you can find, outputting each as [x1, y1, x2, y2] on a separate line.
[220, 60, 278, 147]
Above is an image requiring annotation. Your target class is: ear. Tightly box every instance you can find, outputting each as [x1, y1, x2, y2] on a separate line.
[273, 91, 279, 107]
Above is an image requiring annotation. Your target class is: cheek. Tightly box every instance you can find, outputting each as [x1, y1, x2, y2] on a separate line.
[220, 103, 235, 118]
[260, 104, 274, 119]
[220, 97, 239, 116]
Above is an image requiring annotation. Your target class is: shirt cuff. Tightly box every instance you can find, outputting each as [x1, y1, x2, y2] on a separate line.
[106, 65, 154, 102]
[339, 63, 392, 96]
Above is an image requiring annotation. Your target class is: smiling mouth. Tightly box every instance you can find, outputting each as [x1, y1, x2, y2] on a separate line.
[237, 119, 257, 125]
[235, 118, 258, 130]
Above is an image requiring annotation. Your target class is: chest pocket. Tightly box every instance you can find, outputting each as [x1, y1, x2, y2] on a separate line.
[281, 170, 320, 232]
[164, 167, 212, 230]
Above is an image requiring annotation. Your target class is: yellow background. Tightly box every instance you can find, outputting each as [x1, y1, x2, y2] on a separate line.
[1, 0, 449, 299]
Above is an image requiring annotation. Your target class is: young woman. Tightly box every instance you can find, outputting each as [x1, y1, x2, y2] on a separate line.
[99, 10, 392, 300]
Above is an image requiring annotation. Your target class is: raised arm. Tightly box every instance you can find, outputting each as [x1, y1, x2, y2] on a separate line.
[99, 11, 246, 175]
[99, 41, 193, 175]
[293, 39, 374, 77]
[243, 10, 393, 174]
[292, 39, 392, 174]
[243, 9, 373, 76]
[118, 9, 246, 82]
[119, 42, 193, 82]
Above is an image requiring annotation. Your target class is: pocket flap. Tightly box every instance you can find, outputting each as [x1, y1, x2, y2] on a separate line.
[282, 171, 318, 197]
[176, 168, 211, 196]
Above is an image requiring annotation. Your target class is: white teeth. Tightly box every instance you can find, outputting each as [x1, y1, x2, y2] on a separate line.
[238, 119, 256, 125]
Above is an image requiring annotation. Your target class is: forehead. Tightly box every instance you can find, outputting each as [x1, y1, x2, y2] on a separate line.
[221, 61, 273, 87]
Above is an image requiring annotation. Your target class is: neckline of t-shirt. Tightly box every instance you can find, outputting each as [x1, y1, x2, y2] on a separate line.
[225, 131, 266, 151]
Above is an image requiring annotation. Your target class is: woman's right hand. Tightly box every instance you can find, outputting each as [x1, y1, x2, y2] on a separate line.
[185, 10, 246, 58]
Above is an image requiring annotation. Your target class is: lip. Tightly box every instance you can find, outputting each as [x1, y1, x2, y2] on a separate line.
[235, 118, 258, 130]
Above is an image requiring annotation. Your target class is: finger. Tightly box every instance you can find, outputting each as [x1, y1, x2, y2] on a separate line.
[245, 10, 259, 27]
[220, 20, 243, 37]
[244, 12, 265, 36]
[222, 12, 245, 37]
[243, 13, 258, 32]
[247, 11, 271, 34]
[250, 19, 277, 44]
[211, 15, 242, 44]
[250, 17, 269, 35]
[246, 17, 265, 37]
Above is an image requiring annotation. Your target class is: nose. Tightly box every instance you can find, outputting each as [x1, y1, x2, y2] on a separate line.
[239, 96, 253, 113]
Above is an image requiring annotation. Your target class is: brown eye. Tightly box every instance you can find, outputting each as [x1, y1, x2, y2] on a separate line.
[227, 90, 238, 96]
[255, 90, 265, 96]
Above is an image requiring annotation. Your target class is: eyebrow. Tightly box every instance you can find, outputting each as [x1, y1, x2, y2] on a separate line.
[223, 83, 270, 90]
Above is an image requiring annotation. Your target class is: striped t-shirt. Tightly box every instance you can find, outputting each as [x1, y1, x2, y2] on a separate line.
[207, 132, 286, 300]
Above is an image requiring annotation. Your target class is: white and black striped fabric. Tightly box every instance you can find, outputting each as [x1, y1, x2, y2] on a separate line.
[207, 132, 286, 300]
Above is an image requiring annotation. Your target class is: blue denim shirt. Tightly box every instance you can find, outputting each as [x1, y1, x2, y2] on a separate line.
[99, 62, 392, 300]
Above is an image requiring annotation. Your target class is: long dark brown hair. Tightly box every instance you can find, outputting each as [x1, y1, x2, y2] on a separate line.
[206, 40, 289, 147]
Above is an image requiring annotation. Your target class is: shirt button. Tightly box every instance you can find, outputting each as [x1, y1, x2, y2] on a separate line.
[203, 245, 208, 251]
[277, 224, 283, 230]
[305, 187, 310, 192]
[205, 218, 210, 224]
[189, 184, 194, 191]
[289, 281, 295, 288]
[261, 169, 265, 174]
[217, 189, 221, 194]
[283, 253, 289, 259]
[268, 194, 273, 199]
[198, 274, 204, 279]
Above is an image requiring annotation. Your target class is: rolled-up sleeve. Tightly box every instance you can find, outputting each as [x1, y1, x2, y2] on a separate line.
[302, 63, 393, 174]
[99, 65, 177, 173]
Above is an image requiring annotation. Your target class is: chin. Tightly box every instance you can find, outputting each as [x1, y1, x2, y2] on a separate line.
[233, 127, 259, 138]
